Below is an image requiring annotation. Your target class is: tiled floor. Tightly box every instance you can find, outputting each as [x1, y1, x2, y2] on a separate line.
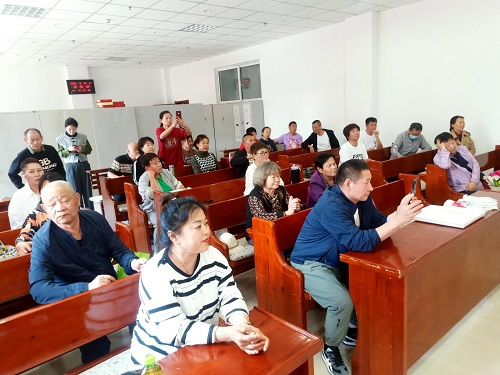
[24, 269, 500, 375]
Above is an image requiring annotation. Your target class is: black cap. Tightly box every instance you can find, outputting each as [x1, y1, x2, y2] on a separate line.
[64, 117, 78, 127]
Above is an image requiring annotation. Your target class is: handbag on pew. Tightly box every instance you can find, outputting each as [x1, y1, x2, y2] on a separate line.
[0, 241, 17, 260]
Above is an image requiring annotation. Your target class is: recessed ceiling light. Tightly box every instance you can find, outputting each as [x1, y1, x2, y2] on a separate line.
[2, 4, 46, 18]
[179, 24, 218, 33]
[106, 56, 130, 61]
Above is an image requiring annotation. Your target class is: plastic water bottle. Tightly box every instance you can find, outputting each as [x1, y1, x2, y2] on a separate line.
[141, 354, 163, 375]
[290, 164, 300, 184]
[391, 144, 399, 159]
[168, 165, 175, 176]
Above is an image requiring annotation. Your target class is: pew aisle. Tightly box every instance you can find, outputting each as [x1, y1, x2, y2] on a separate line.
[23, 271, 500, 375]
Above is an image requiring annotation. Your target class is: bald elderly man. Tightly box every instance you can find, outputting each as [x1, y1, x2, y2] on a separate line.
[108, 142, 140, 178]
[29, 181, 146, 363]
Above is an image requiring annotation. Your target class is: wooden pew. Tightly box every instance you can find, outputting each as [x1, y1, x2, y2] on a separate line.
[175, 164, 194, 177]
[87, 168, 108, 213]
[252, 209, 315, 330]
[171, 168, 293, 205]
[475, 145, 500, 172]
[124, 183, 153, 255]
[252, 176, 425, 331]
[205, 196, 254, 276]
[422, 146, 500, 205]
[0, 199, 10, 213]
[367, 146, 391, 161]
[178, 167, 237, 188]
[157, 306, 321, 375]
[0, 226, 138, 320]
[278, 148, 340, 170]
[422, 164, 463, 205]
[100, 175, 131, 231]
[175, 178, 245, 203]
[0, 228, 37, 319]
[222, 147, 240, 158]
[341, 191, 500, 375]
[87, 168, 108, 195]
[0, 211, 10, 232]
[0, 273, 140, 374]
[371, 175, 427, 215]
[367, 149, 436, 182]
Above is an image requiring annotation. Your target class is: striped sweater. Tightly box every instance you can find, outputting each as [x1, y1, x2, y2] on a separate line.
[130, 246, 248, 368]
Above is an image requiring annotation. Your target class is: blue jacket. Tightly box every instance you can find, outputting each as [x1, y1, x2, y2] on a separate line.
[29, 209, 137, 304]
[291, 184, 386, 269]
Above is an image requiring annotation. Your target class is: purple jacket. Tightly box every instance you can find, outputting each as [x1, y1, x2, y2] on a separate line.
[307, 170, 330, 208]
[433, 145, 482, 193]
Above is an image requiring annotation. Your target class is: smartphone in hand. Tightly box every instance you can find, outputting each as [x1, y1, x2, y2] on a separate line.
[176, 110, 182, 119]
[411, 177, 418, 195]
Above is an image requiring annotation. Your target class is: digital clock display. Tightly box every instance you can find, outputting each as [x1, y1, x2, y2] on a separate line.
[66, 79, 96, 95]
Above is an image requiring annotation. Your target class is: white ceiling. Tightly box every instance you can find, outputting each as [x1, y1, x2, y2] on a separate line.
[0, 0, 420, 68]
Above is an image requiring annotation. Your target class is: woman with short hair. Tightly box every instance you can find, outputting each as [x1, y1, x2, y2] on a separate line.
[130, 194, 269, 369]
[191, 134, 220, 174]
[307, 153, 337, 208]
[246, 161, 300, 231]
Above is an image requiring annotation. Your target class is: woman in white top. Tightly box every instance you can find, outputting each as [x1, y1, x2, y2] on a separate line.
[130, 194, 269, 369]
[339, 124, 369, 165]
[8, 157, 44, 229]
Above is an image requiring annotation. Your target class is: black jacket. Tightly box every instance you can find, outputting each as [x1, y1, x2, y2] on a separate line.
[230, 149, 250, 178]
[301, 129, 340, 151]
[9, 145, 66, 189]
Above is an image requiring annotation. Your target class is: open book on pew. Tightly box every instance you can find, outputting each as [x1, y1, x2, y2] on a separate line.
[414, 205, 486, 229]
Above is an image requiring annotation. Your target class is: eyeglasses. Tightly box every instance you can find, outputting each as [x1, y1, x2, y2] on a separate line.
[256, 151, 269, 156]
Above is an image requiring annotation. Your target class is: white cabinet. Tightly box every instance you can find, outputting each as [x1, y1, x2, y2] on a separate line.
[211, 100, 265, 156]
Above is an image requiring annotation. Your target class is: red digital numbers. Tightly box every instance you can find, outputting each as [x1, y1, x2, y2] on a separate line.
[67, 80, 95, 94]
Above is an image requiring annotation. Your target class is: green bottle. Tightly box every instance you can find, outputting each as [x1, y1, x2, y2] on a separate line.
[141, 353, 163, 375]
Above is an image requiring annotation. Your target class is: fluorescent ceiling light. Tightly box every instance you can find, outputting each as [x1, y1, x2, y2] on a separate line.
[2, 4, 47, 18]
[179, 24, 218, 33]
[106, 56, 130, 61]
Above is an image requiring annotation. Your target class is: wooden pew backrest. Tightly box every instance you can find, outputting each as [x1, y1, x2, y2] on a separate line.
[475, 146, 500, 172]
[0, 250, 30, 304]
[367, 150, 436, 181]
[423, 164, 463, 205]
[0, 211, 10, 232]
[178, 167, 236, 188]
[0, 199, 10, 213]
[0, 273, 140, 375]
[205, 196, 253, 275]
[124, 183, 152, 255]
[278, 149, 339, 170]
[100, 175, 132, 230]
[367, 146, 391, 161]
[176, 178, 245, 203]
[252, 209, 313, 328]
[87, 168, 108, 195]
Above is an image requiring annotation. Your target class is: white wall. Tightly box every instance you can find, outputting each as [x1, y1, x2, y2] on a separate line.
[0, 66, 167, 112]
[168, 0, 500, 153]
[377, 0, 500, 154]
[169, 23, 347, 140]
[0, 66, 73, 112]
[88, 67, 167, 107]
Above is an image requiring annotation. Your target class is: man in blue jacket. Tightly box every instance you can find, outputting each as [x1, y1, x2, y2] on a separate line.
[291, 160, 422, 375]
[29, 180, 147, 364]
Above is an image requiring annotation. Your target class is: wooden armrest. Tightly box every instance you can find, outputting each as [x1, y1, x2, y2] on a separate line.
[208, 232, 230, 259]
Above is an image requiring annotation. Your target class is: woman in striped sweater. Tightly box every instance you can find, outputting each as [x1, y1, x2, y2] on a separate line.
[130, 194, 269, 369]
